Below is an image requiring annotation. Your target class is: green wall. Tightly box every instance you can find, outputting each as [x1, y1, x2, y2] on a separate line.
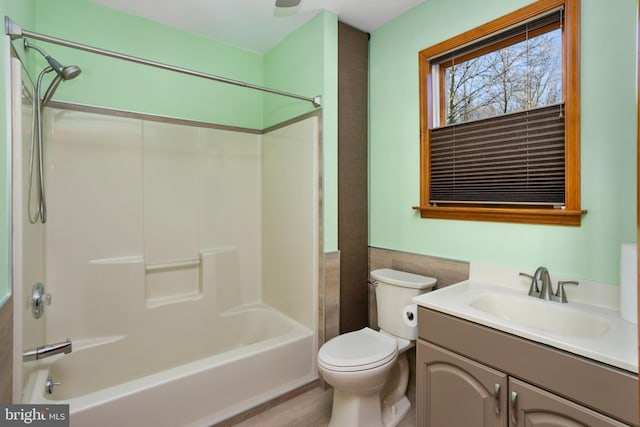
[1, 0, 36, 306]
[264, 11, 328, 128]
[33, 0, 264, 129]
[369, 0, 638, 284]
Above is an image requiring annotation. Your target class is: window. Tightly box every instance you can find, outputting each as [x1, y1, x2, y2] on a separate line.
[415, 0, 584, 226]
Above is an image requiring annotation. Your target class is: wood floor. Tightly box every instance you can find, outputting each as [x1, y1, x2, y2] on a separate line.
[230, 349, 418, 426]
[232, 387, 416, 427]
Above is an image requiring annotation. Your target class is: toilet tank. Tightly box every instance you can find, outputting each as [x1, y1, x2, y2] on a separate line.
[372, 268, 437, 340]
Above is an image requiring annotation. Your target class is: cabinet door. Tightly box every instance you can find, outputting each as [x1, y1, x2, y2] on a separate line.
[417, 340, 508, 427]
[508, 378, 629, 427]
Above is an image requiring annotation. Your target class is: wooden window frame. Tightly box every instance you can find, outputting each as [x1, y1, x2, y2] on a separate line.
[414, 0, 585, 226]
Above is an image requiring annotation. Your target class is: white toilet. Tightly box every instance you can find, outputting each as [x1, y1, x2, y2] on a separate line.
[318, 268, 437, 427]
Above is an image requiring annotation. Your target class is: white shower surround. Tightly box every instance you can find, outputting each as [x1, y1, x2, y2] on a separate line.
[12, 73, 320, 426]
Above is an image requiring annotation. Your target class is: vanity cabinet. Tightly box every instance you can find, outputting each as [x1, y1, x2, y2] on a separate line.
[419, 341, 507, 426]
[417, 307, 638, 427]
[509, 377, 626, 426]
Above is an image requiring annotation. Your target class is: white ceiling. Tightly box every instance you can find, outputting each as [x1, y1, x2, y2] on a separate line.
[89, 0, 425, 53]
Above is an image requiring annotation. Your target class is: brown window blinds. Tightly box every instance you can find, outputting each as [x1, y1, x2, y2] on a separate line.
[430, 11, 563, 66]
[429, 103, 565, 205]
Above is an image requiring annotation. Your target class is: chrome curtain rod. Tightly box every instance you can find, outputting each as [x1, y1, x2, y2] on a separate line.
[4, 17, 322, 108]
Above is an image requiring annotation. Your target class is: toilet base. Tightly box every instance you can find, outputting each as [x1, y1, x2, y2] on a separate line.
[379, 350, 411, 426]
[382, 395, 411, 427]
[329, 389, 384, 427]
[328, 388, 411, 427]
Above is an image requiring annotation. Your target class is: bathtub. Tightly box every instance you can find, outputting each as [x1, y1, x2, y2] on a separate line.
[22, 304, 317, 427]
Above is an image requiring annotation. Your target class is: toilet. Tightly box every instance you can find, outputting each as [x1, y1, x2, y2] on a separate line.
[318, 268, 437, 427]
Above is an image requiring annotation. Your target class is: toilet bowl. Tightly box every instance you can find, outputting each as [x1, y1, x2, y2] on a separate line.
[318, 269, 437, 427]
[318, 328, 398, 427]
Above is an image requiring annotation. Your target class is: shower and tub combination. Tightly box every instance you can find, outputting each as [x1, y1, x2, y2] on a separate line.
[6, 17, 322, 426]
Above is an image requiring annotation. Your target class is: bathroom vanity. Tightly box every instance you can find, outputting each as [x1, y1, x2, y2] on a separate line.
[413, 275, 638, 427]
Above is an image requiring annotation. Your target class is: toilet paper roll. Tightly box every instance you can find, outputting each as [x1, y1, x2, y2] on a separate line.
[403, 304, 418, 328]
[620, 243, 637, 324]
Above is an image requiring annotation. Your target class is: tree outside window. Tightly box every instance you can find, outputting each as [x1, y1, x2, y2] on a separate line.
[443, 29, 562, 125]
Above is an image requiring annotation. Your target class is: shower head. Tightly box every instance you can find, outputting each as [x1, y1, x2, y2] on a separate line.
[24, 40, 82, 105]
[59, 65, 82, 80]
[41, 66, 81, 106]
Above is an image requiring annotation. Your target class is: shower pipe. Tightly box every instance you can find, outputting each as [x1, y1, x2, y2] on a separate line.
[25, 40, 82, 224]
[4, 17, 323, 108]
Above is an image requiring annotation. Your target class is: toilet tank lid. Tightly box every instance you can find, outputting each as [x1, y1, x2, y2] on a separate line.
[371, 268, 437, 290]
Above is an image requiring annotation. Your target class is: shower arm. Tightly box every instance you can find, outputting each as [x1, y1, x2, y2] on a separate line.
[4, 17, 322, 108]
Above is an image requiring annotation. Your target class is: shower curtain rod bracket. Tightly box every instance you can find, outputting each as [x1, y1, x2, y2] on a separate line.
[4, 16, 323, 108]
[4, 16, 23, 40]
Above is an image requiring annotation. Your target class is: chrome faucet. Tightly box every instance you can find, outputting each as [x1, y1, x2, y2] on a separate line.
[534, 266, 553, 300]
[23, 339, 72, 362]
[519, 267, 579, 303]
[519, 267, 548, 299]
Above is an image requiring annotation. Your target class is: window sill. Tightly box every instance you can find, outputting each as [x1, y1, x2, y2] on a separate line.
[412, 205, 587, 226]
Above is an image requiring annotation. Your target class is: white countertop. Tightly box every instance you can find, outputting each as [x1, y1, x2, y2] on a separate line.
[414, 279, 638, 373]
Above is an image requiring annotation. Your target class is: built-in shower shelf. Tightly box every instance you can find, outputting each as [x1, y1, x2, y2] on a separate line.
[145, 259, 201, 272]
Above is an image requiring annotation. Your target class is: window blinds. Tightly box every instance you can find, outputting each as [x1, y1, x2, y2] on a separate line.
[431, 9, 563, 66]
[429, 103, 565, 205]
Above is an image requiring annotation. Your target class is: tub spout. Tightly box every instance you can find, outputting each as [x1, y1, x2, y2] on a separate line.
[23, 339, 72, 362]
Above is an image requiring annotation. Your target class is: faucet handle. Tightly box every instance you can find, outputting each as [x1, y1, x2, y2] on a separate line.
[519, 272, 540, 297]
[555, 280, 579, 303]
[45, 376, 61, 395]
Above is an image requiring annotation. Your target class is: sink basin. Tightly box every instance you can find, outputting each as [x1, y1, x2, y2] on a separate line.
[412, 280, 638, 373]
[468, 294, 610, 338]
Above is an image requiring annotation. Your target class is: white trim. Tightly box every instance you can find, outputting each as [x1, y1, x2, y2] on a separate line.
[431, 63, 441, 127]
[2, 35, 12, 303]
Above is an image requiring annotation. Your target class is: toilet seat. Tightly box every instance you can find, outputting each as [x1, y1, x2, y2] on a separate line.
[318, 327, 398, 372]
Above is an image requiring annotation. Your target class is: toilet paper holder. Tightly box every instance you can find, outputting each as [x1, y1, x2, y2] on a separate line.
[403, 304, 418, 327]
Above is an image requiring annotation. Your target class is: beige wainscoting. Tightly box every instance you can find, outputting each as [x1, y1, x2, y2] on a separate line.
[0, 297, 13, 403]
[322, 252, 340, 346]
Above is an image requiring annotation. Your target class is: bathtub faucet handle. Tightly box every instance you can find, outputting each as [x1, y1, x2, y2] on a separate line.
[30, 282, 51, 319]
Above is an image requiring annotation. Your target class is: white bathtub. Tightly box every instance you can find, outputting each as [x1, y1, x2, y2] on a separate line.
[23, 305, 316, 427]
